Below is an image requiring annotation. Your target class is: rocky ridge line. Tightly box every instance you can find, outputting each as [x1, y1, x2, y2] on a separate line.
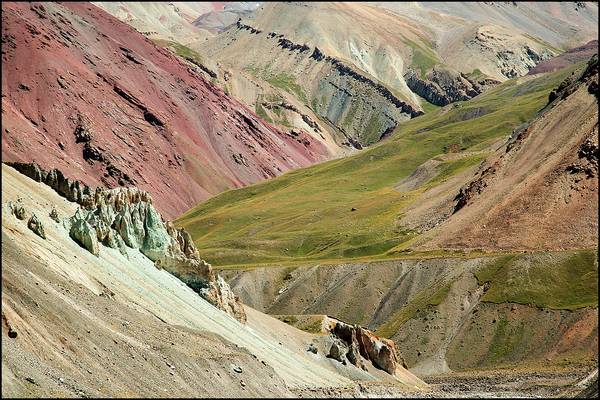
[235, 20, 423, 118]
[5, 162, 247, 323]
[404, 67, 501, 106]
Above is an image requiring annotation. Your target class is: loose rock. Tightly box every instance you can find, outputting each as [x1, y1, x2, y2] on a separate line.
[27, 213, 46, 239]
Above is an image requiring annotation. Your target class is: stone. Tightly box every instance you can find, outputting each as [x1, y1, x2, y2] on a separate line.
[233, 365, 243, 373]
[307, 343, 318, 354]
[49, 207, 60, 222]
[70, 210, 100, 256]
[325, 318, 406, 376]
[327, 339, 347, 363]
[13, 203, 27, 220]
[27, 213, 46, 239]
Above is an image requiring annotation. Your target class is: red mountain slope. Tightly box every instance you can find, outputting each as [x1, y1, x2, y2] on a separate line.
[1, 2, 328, 219]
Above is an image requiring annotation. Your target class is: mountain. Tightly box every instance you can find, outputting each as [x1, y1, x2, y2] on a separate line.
[175, 61, 595, 265]
[192, 2, 261, 34]
[175, 55, 598, 384]
[187, 1, 597, 149]
[1, 2, 329, 219]
[95, 2, 597, 153]
[92, 2, 261, 44]
[1, 162, 426, 397]
[528, 40, 598, 75]
[91, 2, 218, 43]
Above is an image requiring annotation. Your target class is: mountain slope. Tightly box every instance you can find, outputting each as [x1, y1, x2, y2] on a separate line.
[224, 251, 598, 375]
[91, 2, 217, 42]
[1, 163, 427, 397]
[418, 55, 598, 251]
[97, 2, 597, 152]
[1, 2, 329, 219]
[175, 63, 586, 266]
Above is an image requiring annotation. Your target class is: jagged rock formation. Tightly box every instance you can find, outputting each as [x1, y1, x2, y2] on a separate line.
[404, 67, 500, 106]
[5, 162, 93, 205]
[69, 210, 101, 256]
[325, 317, 406, 376]
[198, 18, 423, 147]
[6, 162, 246, 323]
[27, 213, 46, 239]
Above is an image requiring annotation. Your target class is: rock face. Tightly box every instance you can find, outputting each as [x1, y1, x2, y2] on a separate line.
[6, 162, 93, 205]
[405, 67, 500, 106]
[69, 210, 100, 256]
[7, 162, 246, 323]
[325, 317, 406, 376]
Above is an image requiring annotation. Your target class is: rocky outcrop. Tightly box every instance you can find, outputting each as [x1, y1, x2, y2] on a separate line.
[453, 164, 498, 213]
[324, 317, 406, 376]
[229, 22, 422, 145]
[467, 26, 554, 79]
[405, 67, 500, 106]
[5, 162, 93, 204]
[549, 54, 598, 104]
[27, 213, 46, 239]
[69, 210, 100, 256]
[7, 162, 246, 323]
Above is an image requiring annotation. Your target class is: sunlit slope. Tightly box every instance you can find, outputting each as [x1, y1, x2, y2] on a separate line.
[176, 64, 581, 267]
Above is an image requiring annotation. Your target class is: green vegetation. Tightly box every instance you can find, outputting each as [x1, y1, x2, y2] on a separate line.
[403, 38, 440, 78]
[255, 101, 273, 123]
[153, 39, 204, 66]
[266, 73, 308, 103]
[487, 318, 526, 364]
[476, 250, 599, 310]
[175, 63, 582, 267]
[376, 277, 453, 338]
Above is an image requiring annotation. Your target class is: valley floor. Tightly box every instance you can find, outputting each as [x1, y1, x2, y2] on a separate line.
[289, 367, 597, 398]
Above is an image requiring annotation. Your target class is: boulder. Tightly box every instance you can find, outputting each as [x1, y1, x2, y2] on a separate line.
[27, 213, 46, 239]
[70, 209, 100, 256]
[325, 318, 406, 376]
[13, 203, 27, 220]
[49, 207, 60, 222]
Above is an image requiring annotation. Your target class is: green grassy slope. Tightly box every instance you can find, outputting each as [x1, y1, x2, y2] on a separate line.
[175, 64, 583, 267]
[376, 250, 598, 339]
